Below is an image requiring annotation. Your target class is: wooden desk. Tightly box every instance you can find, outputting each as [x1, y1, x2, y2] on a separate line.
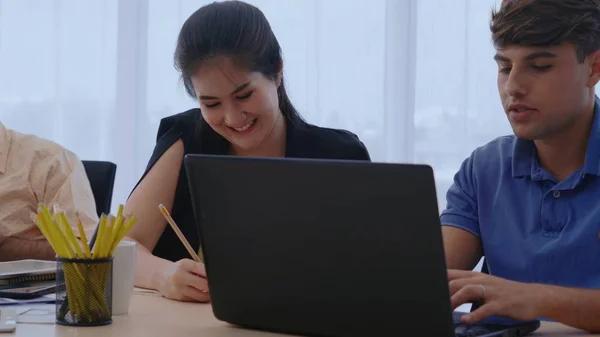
[11, 293, 597, 336]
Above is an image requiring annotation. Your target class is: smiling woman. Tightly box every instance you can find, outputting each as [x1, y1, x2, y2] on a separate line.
[189, 56, 288, 156]
[122, 0, 371, 303]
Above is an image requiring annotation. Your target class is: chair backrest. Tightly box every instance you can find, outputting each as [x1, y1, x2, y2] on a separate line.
[82, 160, 117, 217]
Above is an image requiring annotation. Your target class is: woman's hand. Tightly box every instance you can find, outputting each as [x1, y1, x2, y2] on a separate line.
[157, 258, 210, 302]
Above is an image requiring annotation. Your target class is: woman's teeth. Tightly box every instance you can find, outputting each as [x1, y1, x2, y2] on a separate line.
[233, 119, 256, 131]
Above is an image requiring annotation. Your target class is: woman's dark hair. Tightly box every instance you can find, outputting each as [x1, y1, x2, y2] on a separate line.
[174, 0, 304, 125]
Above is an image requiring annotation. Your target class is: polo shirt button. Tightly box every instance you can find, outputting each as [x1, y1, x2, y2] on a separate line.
[553, 191, 561, 198]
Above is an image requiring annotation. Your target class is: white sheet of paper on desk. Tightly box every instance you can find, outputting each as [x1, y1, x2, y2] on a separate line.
[0, 294, 55, 305]
[15, 305, 55, 324]
[17, 310, 54, 324]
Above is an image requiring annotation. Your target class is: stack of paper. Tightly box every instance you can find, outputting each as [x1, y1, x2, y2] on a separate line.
[0, 294, 56, 306]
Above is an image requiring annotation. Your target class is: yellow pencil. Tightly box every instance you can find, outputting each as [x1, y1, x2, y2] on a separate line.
[158, 204, 202, 263]
[75, 213, 92, 258]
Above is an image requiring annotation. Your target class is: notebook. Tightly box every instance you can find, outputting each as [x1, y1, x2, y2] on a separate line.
[0, 260, 56, 285]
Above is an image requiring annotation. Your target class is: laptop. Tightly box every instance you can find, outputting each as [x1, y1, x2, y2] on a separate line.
[184, 154, 540, 337]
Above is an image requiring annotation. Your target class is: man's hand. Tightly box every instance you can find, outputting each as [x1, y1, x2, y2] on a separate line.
[448, 269, 547, 324]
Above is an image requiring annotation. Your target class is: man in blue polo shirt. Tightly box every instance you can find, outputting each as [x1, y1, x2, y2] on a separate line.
[441, 0, 600, 332]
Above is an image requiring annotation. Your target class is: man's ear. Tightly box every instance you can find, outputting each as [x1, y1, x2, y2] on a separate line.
[587, 50, 600, 87]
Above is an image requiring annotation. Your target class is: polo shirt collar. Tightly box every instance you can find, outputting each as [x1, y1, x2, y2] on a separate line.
[512, 95, 600, 178]
[583, 96, 600, 176]
[511, 137, 535, 178]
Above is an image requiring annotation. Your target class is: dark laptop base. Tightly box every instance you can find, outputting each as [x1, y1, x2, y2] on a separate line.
[453, 312, 540, 337]
[224, 312, 540, 337]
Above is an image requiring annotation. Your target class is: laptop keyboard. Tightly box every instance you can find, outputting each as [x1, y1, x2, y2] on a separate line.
[455, 324, 500, 337]
[453, 312, 510, 337]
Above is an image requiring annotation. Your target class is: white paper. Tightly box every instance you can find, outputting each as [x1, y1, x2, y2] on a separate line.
[15, 305, 55, 324]
[0, 294, 55, 306]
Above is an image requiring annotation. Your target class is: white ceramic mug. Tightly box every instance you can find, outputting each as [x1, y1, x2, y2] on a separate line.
[111, 240, 136, 315]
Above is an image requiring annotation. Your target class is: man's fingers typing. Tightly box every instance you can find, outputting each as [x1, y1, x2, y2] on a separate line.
[462, 302, 500, 325]
[448, 278, 476, 296]
[450, 284, 487, 309]
[447, 269, 478, 281]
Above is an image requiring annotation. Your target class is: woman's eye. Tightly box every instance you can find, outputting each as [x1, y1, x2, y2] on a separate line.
[204, 102, 221, 108]
[236, 91, 253, 100]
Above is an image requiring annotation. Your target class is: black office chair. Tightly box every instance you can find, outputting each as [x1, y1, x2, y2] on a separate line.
[82, 160, 117, 217]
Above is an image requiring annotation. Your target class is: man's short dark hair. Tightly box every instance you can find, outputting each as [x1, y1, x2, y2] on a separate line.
[491, 0, 600, 62]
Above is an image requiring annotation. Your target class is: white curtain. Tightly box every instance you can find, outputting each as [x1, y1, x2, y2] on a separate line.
[2, 0, 587, 213]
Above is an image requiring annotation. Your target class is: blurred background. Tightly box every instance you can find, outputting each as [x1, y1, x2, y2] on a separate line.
[0, 0, 550, 212]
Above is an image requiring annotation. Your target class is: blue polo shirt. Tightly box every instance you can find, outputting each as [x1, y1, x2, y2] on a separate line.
[440, 98, 600, 289]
